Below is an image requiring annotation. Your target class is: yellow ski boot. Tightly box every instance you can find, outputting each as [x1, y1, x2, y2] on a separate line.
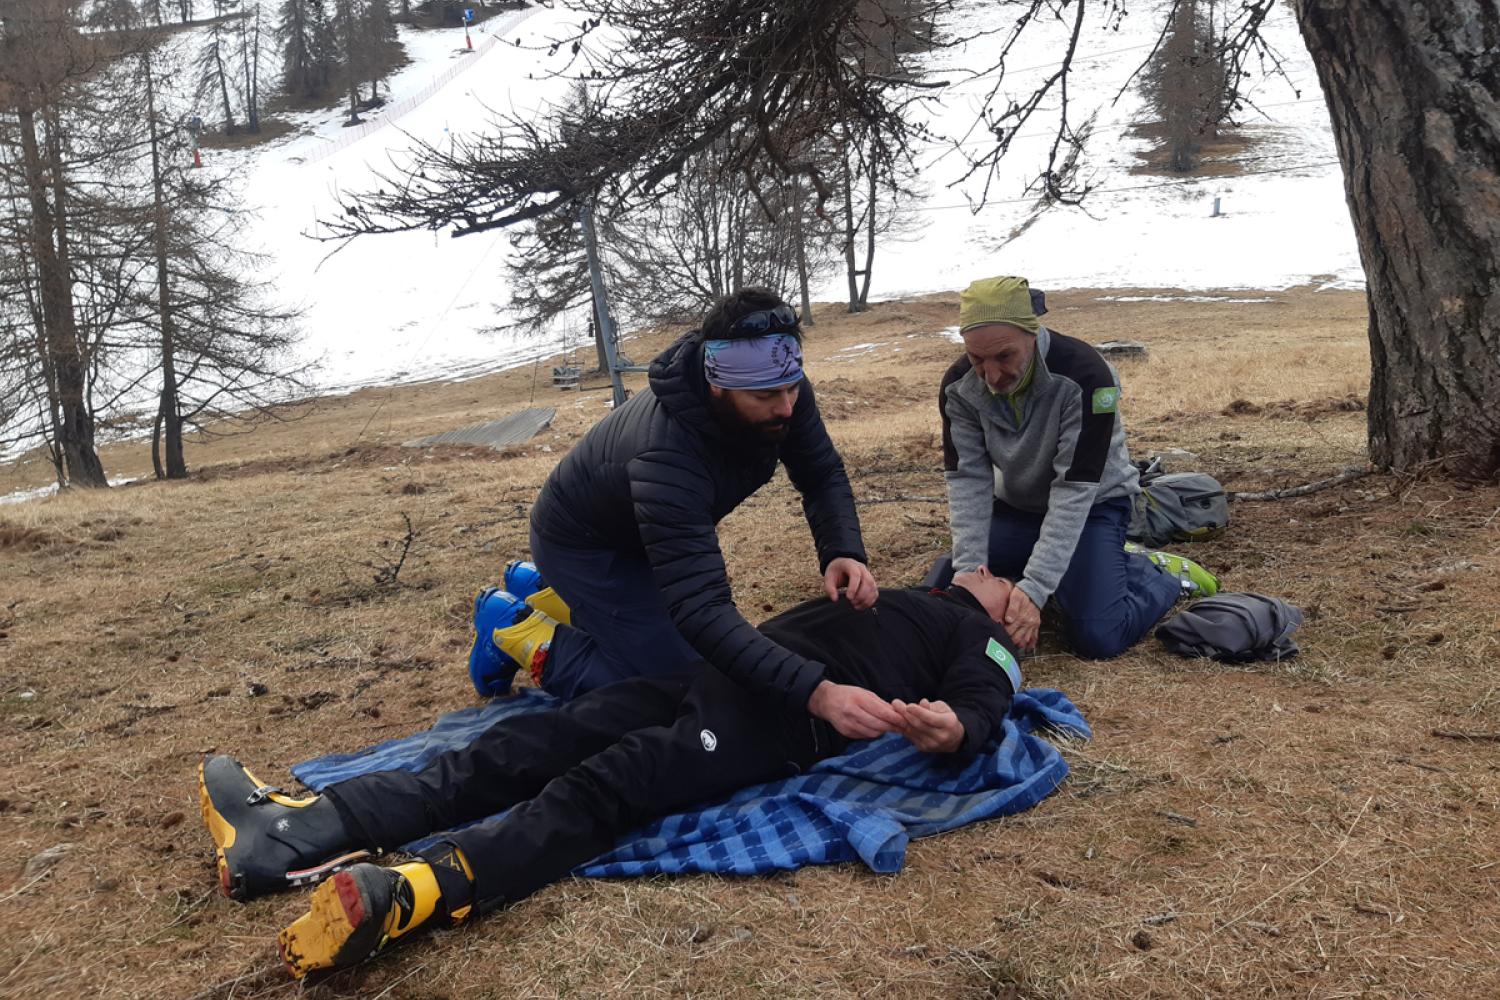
[494, 610, 558, 686]
[278, 845, 475, 978]
[523, 586, 571, 625]
[199, 755, 367, 900]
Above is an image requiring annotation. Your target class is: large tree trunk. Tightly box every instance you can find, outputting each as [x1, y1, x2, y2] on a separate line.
[17, 106, 107, 488]
[212, 28, 236, 133]
[338, 0, 362, 124]
[3, 180, 67, 484]
[1296, 0, 1500, 480]
[790, 174, 813, 327]
[43, 110, 108, 488]
[840, 136, 864, 314]
[858, 137, 877, 308]
[144, 51, 188, 479]
[242, 8, 261, 134]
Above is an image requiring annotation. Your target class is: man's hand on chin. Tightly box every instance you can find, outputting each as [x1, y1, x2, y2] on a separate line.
[824, 557, 878, 610]
[1003, 586, 1040, 651]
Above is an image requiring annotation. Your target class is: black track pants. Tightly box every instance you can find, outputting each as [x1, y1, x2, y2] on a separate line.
[326, 668, 836, 910]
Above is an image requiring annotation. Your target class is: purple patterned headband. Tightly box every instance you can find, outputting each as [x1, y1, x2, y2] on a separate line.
[702, 334, 804, 390]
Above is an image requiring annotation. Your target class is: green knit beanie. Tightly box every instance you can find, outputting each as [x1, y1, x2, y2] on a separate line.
[959, 276, 1040, 335]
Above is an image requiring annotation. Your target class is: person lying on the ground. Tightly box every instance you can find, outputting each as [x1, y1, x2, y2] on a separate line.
[488, 288, 876, 713]
[938, 275, 1217, 659]
[200, 571, 1022, 979]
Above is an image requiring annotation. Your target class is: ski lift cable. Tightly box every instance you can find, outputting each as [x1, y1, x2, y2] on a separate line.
[901, 156, 1344, 214]
[908, 96, 1328, 152]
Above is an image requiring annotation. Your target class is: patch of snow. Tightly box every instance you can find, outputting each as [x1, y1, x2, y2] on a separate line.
[6, 1, 1368, 478]
[0, 476, 141, 507]
[208, 0, 1360, 398]
[826, 342, 888, 362]
[1094, 295, 1277, 304]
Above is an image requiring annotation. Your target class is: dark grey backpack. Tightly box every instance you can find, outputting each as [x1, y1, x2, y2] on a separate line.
[1156, 593, 1303, 662]
[1128, 463, 1229, 547]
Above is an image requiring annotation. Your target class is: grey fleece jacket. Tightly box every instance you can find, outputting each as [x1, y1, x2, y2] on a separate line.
[939, 325, 1140, 610]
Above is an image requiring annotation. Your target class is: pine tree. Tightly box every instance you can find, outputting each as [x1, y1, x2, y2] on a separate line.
[334, 0, 360, 122]
[0, 0, 110, 487]
[361, 0, 399, 104]
[1140, 0, 1229, 172]
[195, 0, 241, 133]
[275, 0, 314, 97]
[307, 0, 338, 99]
[237, 1, 266, 132]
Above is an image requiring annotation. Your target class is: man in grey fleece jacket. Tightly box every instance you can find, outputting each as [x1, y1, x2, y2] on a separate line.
[937, 276, 1181, 658]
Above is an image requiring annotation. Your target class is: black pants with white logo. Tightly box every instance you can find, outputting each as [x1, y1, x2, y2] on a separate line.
[325, 667, 836, 911]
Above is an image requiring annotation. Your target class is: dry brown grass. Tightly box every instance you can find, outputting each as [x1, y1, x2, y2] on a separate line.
[3, 286, 1500, 999]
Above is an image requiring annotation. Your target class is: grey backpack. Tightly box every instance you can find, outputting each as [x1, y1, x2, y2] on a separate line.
[1157, 593, 1303, 662]
[1128, 464, 1229, 547]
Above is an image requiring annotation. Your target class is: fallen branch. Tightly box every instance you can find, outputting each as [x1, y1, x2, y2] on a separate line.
[1432, 729, 1500, 743]
[1391, 755, 1446, 774]
[1229, 465, 1371, 502]
[366, 512, 417, 587]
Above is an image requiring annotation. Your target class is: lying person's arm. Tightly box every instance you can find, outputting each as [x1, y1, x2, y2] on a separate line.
[900, 615, 1019, 761]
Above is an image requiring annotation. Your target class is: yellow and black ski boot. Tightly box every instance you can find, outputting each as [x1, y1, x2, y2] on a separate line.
[278, 844, 476, 979]
[199, 755, 368, 901]
[523, 586, 572, 625]
[494, 610, 558, 686]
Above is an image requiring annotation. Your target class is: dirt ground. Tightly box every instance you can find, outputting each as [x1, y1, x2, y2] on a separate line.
[3, 286, 1498, 1000]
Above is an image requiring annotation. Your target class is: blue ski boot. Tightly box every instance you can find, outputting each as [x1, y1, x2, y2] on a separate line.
[468, 588, 528, 696]
[502, 560, 545, 602]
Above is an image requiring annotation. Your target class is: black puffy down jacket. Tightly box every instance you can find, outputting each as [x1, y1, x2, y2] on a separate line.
[530, 330, 867, 708]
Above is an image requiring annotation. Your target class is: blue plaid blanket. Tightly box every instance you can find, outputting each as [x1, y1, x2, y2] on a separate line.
[293, 687, 1088, 877]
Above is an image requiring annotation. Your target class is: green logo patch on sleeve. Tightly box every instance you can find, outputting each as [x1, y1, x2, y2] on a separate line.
[1092, 386, 1120, 414]
[985, 637, 1023, 693]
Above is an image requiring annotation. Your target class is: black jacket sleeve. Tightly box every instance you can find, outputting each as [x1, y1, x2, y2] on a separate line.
[778, 380, 867, 572]
[628, 443, 827, 709]
[936, 614, 1018, 761]
[938, 353, 973, 474]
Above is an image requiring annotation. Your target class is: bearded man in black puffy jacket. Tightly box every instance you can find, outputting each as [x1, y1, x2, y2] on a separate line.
[502, 288, 900, 740]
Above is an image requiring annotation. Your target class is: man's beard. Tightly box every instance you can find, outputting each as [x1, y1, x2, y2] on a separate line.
[987, 373, 1021, 394]
[709, 393, 791, 443]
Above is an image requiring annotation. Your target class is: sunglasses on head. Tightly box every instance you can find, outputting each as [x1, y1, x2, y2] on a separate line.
[728, 304, 800, 337]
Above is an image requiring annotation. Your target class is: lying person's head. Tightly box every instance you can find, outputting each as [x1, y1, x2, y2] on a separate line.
[950, 565, 1015, 623]
[701, 288, 805, 443]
